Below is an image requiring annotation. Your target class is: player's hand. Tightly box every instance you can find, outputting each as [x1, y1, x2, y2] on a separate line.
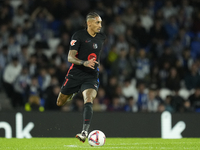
[83, 58, 98, 69]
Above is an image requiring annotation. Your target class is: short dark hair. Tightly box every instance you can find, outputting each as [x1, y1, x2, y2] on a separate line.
[86, 12, 99, 22]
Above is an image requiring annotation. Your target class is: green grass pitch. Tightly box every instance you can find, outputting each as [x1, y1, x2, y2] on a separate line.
[0, 138, 200, 150]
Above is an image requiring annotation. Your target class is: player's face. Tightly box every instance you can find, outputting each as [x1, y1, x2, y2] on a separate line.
[91, 16, 102, 33]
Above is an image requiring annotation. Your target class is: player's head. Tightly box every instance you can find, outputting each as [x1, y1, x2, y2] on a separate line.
[86, 12, 102, 33]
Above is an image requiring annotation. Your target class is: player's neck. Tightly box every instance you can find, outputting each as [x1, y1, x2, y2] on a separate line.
[87, 28, 96, 37]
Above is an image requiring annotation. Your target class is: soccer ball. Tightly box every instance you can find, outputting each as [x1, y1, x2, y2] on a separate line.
[88, 130, 106, 146]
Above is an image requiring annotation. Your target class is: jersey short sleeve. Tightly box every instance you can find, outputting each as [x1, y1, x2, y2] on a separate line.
[69, 32, 81, 51]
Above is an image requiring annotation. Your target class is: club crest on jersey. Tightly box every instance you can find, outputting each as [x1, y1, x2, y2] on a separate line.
[70, 40, 77, 46]
[93, 43, 98, 49]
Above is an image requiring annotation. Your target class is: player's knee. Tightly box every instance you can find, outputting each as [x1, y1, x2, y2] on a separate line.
[56, 98, 63, 106]
[84, 96, 95, 103]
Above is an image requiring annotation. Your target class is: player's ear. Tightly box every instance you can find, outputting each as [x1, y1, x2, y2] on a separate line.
[87, 21, 90, 27]
[87, 19, 92, 27]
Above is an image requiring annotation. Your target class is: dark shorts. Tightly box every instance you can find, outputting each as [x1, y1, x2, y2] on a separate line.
[60, 77, 99, 95]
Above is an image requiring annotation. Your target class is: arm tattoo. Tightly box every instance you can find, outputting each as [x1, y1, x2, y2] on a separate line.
[68, 50, 85, 65]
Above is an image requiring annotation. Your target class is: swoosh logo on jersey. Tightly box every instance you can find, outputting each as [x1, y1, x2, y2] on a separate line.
[85, 40, 91, 43]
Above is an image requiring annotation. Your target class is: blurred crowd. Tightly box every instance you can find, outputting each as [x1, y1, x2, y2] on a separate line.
[1, 0, 200, 113]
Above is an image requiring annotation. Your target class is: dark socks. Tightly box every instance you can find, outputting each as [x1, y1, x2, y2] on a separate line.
[82, 102, 93, 132]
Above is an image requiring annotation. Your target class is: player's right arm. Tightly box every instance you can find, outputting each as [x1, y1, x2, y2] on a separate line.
[68, 50, 98, 69]
[68, 31, 98, 69]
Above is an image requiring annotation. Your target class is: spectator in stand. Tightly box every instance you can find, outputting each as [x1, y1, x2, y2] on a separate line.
[73, 97, 84, 112]
[140, 7, 154, 32]
[111, 48, 132, 82]
[192, 11, 200, 33]
[122, 78, 138, 101]
[0, 45, 10, 90]
[115, 85, 126, 107]
[93, 97, 107, 112]
[122, 6, 137, 27]
[69, 10, 84, 31]
[171, 37, 184, 57]
[47, 65, 57, 77]
[106, 25, 117, 50]
[7, 35, 21, 57]
[0, 45, 11, 71]
[45, 85, 61, 111]
[180, 0, 193, 20]
[149, 19, 168, 42]
[112, 16, 126, 36]
[184, 62, 200, 90]
[51, 44, 67, 67]
[25, 95, 44, 112]
[15, 25, 28, 46]
[56, 62, 69, 86]
[188, 87, 200, 112]
[98, 64, 108, 88]
[171, 89, 185, 112]
[159, 61, 170, 87]
[37, 68, 51, 92]
[159, 46, 177, 68]
[31, 7, 54, 41]
[27, 54, 38, 77]
[125, 29, 138, 47]
[32, 43, 49, 67]
[177, 28, 191, 50]
[106, 76, 118, 99]
[147, 89, 160, 112]
[132, 18, 150, 47]
[115, 35, 129, 54]
[0, 4, 13, 25]
[28, 76, 40, 95]
[162, 0, 177, 20]
[166, 67, 181, 91]
[164, 95, 174, 112]
[164, 16, 179, 41]
[182, 100, 194, 112]
[135, 49, 150, 81]
[23, 19, 34, 39]
[96, 87, 110, 106]
[149, 65, 161, 88]
[157, 103, 166, 113]
[59, 32, 70, 53]
[106, 45, 118, 69]
[12, 5, 29, 27]
[127, 45, 137, 77]
[2, 57, 22, 107]
[150, 38, 166, 60]
[137, 82, 148, 112]
[104, 7, 114, 26]
[124, 96, 138, 112]
[13, 66, 30, 107]
[175, 59, 185, 80]
[59, 18, 74, 37]
[18, 45, 29, 66]
[107, 96, 122, 112]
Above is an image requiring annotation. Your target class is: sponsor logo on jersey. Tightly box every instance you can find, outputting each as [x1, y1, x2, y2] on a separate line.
[93, 43, 98, 49]
[70, 40, 77, 46]
[88, 53, 97, 61]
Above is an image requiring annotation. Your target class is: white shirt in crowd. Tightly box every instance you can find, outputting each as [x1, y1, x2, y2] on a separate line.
[3, 62, 22, 84]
